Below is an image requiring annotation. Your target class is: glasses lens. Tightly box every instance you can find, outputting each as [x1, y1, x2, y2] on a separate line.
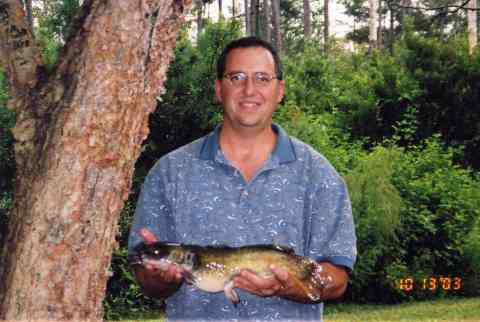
[224, 72, 275, 87]
[255, 73, 273, 85]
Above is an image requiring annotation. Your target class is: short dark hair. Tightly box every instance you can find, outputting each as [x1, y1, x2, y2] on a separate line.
[216, 36, 283, 80]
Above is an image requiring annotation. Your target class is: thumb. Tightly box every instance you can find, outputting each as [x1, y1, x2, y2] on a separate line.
[139, 228, 159, 244]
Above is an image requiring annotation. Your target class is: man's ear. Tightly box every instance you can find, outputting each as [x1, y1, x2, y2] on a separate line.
[214, 79, 223, 104]
[277, 79, 285, 103]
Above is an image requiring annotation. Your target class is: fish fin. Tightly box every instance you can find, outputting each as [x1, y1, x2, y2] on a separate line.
[181, 269, 197, 285]
[224, 280, 240, 306]
[239, 244, 295, 254]
[271, 243, 295, 254]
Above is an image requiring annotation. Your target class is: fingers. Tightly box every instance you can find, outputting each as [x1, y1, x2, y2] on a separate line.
[233, 269, 286, 298]
[139, 228, 158, 244]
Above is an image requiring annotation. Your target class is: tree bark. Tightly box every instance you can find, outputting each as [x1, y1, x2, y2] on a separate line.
[218, 0, 223, 19]
[324, 0, 329, 52]
[245, 0, 251, 35]
[369, 0, 379, 52]
[22, 0, 33, 29]
[250, 0, 258, 36]
[378, 0, 383, 49]
[0, 0, 190, 320]
[468, 0, 478, 54]
[196, 0, 204, 41]
[271, 0, 282, 52]
[303, 0, 312, 40]
[263, 0, 271, 42]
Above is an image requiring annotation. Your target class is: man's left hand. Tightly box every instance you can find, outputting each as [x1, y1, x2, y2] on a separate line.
[232, 262, 349, 303]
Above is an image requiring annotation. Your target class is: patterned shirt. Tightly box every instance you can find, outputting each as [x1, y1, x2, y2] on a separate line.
[128, 123, 357, 321]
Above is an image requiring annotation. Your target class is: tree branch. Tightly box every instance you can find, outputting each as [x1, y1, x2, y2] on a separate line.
[0, 0, 43, 110]
[387, 0, 479, 13]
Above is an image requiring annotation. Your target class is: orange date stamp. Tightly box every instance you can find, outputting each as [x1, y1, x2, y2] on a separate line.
[397, 276, 463, 292]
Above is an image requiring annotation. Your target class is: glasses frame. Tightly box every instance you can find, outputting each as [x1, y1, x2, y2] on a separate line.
[222, 72, 279, 87]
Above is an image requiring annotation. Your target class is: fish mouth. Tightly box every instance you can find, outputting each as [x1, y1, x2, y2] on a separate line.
[127, 254, 143, 266]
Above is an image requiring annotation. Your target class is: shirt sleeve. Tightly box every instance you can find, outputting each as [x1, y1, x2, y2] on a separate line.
[127, 160, 176, 255]
[306, 165, 357, 270]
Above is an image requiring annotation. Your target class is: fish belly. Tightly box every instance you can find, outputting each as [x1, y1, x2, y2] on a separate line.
[193, 273, 229, 293]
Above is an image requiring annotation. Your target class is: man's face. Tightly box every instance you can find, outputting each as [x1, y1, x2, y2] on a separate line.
[215, 47, 285, 131]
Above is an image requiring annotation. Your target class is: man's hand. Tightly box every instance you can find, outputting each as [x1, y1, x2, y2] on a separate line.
[133, 229, 184, 298]
[232, 262, 349, 303]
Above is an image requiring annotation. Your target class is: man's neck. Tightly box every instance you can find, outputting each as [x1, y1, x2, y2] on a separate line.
[219, 123, 277, 181]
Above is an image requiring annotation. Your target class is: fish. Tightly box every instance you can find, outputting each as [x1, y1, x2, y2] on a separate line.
[129, 242, 323, 305]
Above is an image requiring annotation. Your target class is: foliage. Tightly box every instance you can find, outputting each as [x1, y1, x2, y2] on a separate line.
[342, 135, 480, 303]
[104, 202, 162, 319]
[283, 49, 339, 115]
[344, 145, 406, 303]
[34, 0, 81, 69]
[134, 19, 242, 182]
[399, 31, 480, 168]
[0, 71, 15, 246]
[392, 137, 480, 298]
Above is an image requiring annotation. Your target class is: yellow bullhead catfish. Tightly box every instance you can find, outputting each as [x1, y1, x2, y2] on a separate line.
[129, 242, 323, 305]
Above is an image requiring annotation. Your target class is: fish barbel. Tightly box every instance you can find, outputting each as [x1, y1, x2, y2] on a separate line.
[129, 242, 323, 304]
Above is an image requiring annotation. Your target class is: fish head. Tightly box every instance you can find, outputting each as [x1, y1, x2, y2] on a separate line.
[129, 242, 196, 269]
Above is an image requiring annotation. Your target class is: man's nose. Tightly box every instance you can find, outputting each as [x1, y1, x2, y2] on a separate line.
[242, 75, 256, 95]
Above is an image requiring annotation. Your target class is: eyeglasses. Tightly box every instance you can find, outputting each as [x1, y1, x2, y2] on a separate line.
[223, 72, 279, 87]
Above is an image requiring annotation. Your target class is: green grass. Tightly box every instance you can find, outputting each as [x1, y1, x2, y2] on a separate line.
[324, 297, 480, 322]
[113, 297, 480, 322]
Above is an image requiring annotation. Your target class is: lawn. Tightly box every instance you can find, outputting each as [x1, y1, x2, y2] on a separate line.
[324, 297, 480, 322]
[116, 297, 480, 322]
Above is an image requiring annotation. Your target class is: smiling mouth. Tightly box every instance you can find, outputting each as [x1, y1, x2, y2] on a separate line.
[239, 101, 260, 109]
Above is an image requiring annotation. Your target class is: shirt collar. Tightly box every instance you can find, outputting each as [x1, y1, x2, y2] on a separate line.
[199, 123, 296, 164]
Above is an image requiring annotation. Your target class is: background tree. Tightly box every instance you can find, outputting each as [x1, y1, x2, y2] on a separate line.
[0, 0, 190, 320]
[263, 0, 271, 41]
[271, 0, 282, 51]
[368, 0, 379, 51]
[303, 0, 312, 39]
[324, 0, 330, 51]
[468, 0, 478, 53]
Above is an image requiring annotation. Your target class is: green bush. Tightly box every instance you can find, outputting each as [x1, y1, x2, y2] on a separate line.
[344, 145, 406, 303]
[392, 137, 480, 299]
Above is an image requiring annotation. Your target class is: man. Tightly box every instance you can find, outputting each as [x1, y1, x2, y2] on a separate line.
[128, 36, 357, 321]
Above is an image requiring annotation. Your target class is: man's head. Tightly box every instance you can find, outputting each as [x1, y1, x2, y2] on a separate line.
[217, 36, 283, 81]
[214, 37, 285, 131]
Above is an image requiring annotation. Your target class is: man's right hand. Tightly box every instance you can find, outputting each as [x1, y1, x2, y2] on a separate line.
[133, 228, 184, 298]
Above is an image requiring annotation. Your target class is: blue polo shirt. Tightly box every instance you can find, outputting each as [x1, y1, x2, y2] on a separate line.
[128, 123, 357, 321]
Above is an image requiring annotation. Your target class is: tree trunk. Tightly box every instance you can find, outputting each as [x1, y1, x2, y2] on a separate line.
[271, 0, 282, 52]
[250, 0, 258, 36]
[378, 0, 383, 49]
[0, 0, 190, 320]
[263, 0, 271, 42]
[389, 1, 395, 53]
[368, 0, 378, 52]
[196, 0, 204, 41]
[468, 0, 478, 54]
[324, 0, 329, 52]
[303, 0, 312, 40]
[22, 0, 33, 29]
[245, 0, 251, 35]
[218, 0, 223, 19]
